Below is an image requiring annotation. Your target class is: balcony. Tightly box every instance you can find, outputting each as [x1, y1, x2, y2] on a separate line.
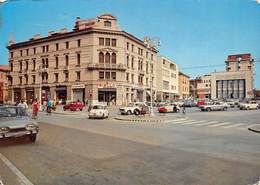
[86, 63, 127, 71]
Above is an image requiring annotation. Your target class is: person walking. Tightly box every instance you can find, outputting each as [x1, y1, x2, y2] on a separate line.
[17, 99, 28, 115]
[46, 99, 53, 115]
[32, 98, 39, 119]
[182, 104, 186, 115]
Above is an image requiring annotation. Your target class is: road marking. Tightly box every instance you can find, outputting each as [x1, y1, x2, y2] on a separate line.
[181, 120, 207, 125]
[207, 122, 232, 128]
[170, 120, 195, 124]
[0, 153, 34, 185]
[222, 123, 246, 129]
[194, 121, 219, 126]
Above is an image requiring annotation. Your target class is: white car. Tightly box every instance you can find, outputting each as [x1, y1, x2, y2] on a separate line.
[200, 102, 229, 112]
[88, 105, 109, 119]
[239, 101, 259, 110]
[119, 102, 148, 115]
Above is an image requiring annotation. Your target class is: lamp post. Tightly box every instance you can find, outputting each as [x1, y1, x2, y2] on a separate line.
[144, 36, 161, 116]
[38, 64, 47, 111]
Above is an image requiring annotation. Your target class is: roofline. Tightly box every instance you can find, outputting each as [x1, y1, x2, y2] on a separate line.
[179, 71, 190, 78]
[7, 28, 158, 53]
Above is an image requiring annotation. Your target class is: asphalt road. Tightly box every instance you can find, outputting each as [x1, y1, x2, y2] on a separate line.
[0, 108, 260, 185]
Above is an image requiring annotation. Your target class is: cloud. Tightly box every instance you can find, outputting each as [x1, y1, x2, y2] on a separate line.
[253, 0, 260, 4]
[0, 0, 7, 3]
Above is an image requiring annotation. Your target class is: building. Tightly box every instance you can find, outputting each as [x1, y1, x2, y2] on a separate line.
[7, 14, 158, 105]
[189, 77, 201, 99]
[211, 53, 254, 99]
[197, 74, 211, 99]
[178, 72, 190, 99]
[0, 65, 10, 104]
[156, 56, 179, 101]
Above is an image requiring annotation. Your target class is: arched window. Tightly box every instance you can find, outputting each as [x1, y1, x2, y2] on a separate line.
[111, 53, 116, 64]
[105, 52, 110, 64]
[99, 52, 104, 63]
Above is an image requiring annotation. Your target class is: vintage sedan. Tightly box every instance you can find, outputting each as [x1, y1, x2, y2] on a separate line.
[63, 101, 84, 111]
[0, 106, 39, 142]
[158, 103, 180, 113]
[240, 101, 259, 110]
[88, 105, 109, 119]
[200, 102, 229, 112]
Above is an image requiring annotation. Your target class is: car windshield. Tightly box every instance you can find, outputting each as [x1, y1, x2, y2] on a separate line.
[0, 107, 25, 117]
[92, 105, 104, 109]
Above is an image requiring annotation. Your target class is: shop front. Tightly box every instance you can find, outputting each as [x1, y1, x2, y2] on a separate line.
[42, 86, 50, 102]
[72, 84, 85, 103]
[56, 86, 67, 104]
[97, 82, 117, 105]
[25, 87, 35, 104]
[13, 88, 21, 104]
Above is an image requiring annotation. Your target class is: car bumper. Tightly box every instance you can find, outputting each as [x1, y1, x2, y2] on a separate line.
[0, 130, 38, 139]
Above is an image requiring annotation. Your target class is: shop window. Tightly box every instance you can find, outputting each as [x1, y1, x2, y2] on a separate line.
[112, 39, 116, 47]
[105, 72, 110, 79]
[99, 71, 104, 79]
[111, 53, 116, 64]
[105, 53, 110, 64]
[111, 72, 116, 80]
[99, 52, 104, 63]
[105, 38, 110, 46]
[99, 38, 104, 46]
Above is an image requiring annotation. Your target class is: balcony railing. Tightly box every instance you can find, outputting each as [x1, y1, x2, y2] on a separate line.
[86, 63, 127, 71]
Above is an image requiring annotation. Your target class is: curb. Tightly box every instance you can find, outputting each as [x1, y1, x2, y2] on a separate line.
[248, 127, 260, 134]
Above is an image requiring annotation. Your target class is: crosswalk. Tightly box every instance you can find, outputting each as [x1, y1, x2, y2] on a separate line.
[165, 118, 258, 130]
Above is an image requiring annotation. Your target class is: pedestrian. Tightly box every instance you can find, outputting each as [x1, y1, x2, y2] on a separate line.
[17, 99, 28, 115]
[32, 98, 39, 119]
[173, 104, 177, 113]
[182, 104, 186, 115]
[46, 99, 53, 115]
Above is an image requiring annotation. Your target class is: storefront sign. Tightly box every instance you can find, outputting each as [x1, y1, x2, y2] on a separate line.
[72, 84, 85, 89]
[98, 82, 116, 88]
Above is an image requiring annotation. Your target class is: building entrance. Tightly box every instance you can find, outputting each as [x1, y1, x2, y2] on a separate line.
[98, 88, 116, 106]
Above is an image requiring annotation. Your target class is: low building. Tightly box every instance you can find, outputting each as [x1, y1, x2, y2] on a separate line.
[179, 72, 190, 99]
[7, 14, 158, 106]
[156, 56, 179, 101]
[197, 74, 211, 99]
[211, 53, 254, 99]
[0, 65, 10, 104]
[189, 77, 201, 99]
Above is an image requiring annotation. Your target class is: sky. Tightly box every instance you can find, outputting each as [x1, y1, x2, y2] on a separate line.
[0, 0, 259, 87]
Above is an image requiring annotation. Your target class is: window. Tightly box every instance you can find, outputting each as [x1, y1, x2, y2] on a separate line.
[99, 38, 104, 46]
[10, 63, 13, 72]
[65, 55, 69, 66]
[19, 62, 22, 72]
[66, 41, 69, 49]
[56, 43, 59, 51]
[146, 52, 148, 58]
[99, 52, 104, 63]
[42, 46, 45, 53]
[46, 45, 49, 52]
[76, 71, 80, 81]
[25, 75, 28, 84]
[131, 44, 134, 52]
[26, 61, 28, 71]
[77, 53, 80, 66]
[104, 20, 111, 27]
[127, 42, 129, 50]
[126, 56, 129, 67]
[19, 76, 22, 85]
[45, 58, 49, 68]
[77, 39, 81, 47]
[99, 71, 104, 79]
[105, 38, 110, 46]
[151, 54, 154, 60]
[126, 73, 129, 81]
[131, 57, 134, 69]
[111, 53, 116, 64]
[146, 78, 148, 85]
[26, 49, 29, 56]
[105, 72, 110, 79]
[65, 72, 69, 81]
[105, 53, 110, 64]
[112, 39, 116, 47]
[111, 72, 116, 80]
[55, 73, 58, 82]
[55, 57, 59, 69]
[10, 52, 13, 58]
[163, 81, 169, 90]
[20, 50, 22, 57]
[33, 48, 36, 54]
[32, 75, 36, 84]
[131, 74, 134, 83]
[32, 60, 36, 71]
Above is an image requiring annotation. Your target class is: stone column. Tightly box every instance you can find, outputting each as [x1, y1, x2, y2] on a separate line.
[116, 85, 123, 106]
[66, 85, 72, 102]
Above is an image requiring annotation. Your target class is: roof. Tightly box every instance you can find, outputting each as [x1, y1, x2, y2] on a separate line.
[0, 65, 10, 72]
[226, 53, 252, 62]
[179, 71, 190, 78]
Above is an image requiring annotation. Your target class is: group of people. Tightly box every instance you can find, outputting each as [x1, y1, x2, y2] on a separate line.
[17, 98, 56, 119]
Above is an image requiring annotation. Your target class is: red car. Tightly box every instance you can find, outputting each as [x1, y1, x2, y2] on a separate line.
[197, 100, 205, 107]
[63, 102, 84, 111]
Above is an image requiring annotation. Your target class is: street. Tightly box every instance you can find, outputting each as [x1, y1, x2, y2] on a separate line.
[0, 108, 260, 185]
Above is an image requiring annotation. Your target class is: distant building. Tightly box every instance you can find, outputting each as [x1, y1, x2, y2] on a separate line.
[0, 65, 10, 104]
[211, 53, 254, 99]
[156, 56, 179, 101]
[179, 72, 190, 99]
[189, 77, 201, 99]
[197, 74, 211, 99]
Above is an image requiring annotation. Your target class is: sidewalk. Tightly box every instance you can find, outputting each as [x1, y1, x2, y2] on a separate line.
[248, 125, 260, 134]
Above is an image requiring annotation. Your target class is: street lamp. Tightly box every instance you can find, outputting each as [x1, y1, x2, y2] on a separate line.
[144, 36, 161, 116]
[38, 64, 47, 111]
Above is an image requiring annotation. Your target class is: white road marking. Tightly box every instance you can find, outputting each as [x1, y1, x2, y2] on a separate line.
[170, 120, 196, 124]
[207, 122, 232, 128]
[181, 120, 207, 125]
[194, 121, 219, 126]
[0, 153, 34, 185]
[222, 123, 246, 129]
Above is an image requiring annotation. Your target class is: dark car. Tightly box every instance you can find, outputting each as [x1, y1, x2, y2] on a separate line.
[63, 101, 84, 111]
[0, 106, 39, 142]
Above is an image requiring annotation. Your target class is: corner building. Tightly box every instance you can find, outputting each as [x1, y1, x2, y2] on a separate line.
[7, 14, 157, 105]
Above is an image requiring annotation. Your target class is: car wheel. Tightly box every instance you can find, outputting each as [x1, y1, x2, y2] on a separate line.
[223, 107, 227, 111]
[126, 110, 132, 115]
[29, 134, 37, 142]
[134, 109, 140, 115]
[206, 107, 211, 112]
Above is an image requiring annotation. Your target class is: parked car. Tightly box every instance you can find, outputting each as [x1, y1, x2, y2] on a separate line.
[0, 106, 39, 142]
[88, 105, 109, 119]
[158, 103, 180, 113]
[200, 102, 229, 112]
[183, 100, 197, 107]
[239, 101, 259, 110]
[119, 102, 149, 115]
[197, 100, 205, 107]
[63, 101, 84, 111]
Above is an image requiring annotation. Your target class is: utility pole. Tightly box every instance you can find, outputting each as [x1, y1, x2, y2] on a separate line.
[144, 36, 161, 116]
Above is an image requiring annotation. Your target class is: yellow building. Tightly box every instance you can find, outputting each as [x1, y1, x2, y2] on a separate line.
[179, 72, 190, 99]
